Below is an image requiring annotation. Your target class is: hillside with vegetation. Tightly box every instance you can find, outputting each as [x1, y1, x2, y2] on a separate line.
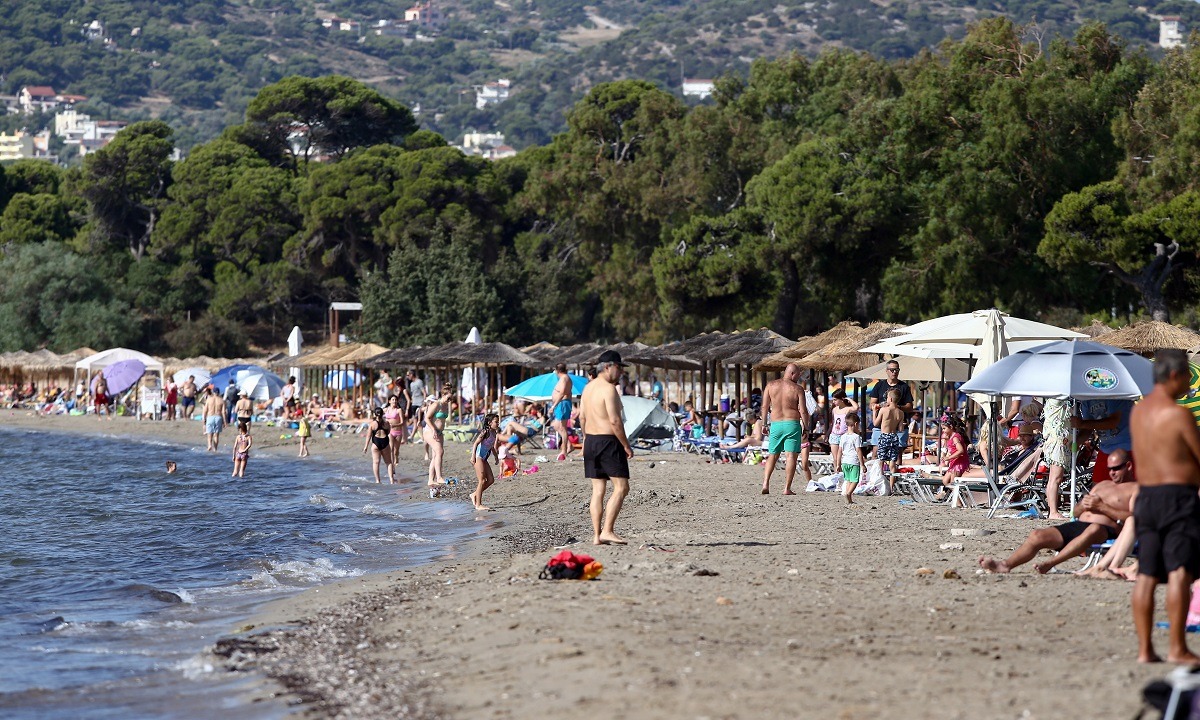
[5, 19, 1200, 358]
[1, 0, 1197, 149]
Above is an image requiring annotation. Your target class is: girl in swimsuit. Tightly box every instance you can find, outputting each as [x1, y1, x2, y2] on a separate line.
[936, 417, 971, 499]
[231, 421, 253, 478]
[363, 407, 396, 484]
[423, 383, 454, 489]
[384, 395, 405, 465]
[828, 390, 859, 470]
[469, 413, 500, 511]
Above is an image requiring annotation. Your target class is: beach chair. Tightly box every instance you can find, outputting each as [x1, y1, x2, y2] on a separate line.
[444, 423, 478, 443]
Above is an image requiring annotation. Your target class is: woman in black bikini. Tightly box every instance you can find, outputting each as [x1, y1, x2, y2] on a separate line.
[363, 407, 396, 484]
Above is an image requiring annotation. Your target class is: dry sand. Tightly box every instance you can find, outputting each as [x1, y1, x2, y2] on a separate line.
[1, 410, 1171, 718]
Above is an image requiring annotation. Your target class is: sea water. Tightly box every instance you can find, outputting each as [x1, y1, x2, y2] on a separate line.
[0, 426, 481, 718]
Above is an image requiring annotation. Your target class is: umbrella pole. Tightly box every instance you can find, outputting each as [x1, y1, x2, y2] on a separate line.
[1069, 426, 1078, 518]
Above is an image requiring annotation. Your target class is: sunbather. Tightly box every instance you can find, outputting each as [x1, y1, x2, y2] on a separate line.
[720, 411, 763, 453]
[979, 449, 1135, 574]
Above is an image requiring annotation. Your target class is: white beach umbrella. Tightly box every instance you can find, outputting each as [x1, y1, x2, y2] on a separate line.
[173, 367, 212, 387]
[238, 370, 287, 401]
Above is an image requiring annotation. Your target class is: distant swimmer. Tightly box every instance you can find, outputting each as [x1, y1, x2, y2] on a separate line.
[579, 350, 633, 545]
[165, 461, 177, 474]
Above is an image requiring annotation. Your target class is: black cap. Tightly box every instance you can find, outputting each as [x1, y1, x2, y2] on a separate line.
[597, 349, 627, 367]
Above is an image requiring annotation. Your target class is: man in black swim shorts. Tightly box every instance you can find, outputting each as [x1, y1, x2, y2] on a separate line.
[579, 349, 634, 546]
[978, 449, 1135, 574]
[1130, 349, 1200, 663]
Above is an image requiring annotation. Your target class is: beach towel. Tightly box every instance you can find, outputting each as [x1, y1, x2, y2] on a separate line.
[806, 473, 842, 492]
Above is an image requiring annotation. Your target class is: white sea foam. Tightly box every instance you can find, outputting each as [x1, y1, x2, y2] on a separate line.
[308, 494, 348, 511]
[359, 504, 404, 519]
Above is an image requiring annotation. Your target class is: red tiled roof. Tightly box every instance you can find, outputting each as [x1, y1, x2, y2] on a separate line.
[24, 86, 56, 98]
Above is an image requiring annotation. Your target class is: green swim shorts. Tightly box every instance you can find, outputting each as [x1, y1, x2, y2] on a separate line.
[842, 464, 861, 483]
[768, 419, 804, 454]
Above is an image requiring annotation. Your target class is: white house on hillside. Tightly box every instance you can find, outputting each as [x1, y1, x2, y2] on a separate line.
[682, 79, 715, 100]
[1161, 17, 1186, 48]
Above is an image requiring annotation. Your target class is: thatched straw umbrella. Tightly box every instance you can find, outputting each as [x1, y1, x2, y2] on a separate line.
[757, 321, 864, 371]
[1071, 319, 1115, 338]
[1094, 321, 1200, 357]
[519, 342, 560, 368]
[796, 322, 901, 374]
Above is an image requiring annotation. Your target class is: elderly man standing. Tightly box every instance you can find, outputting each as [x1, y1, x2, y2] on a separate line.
[549, 363, 575, 462]
[580, 350, 634, 546]
[761, 363, 811, 495]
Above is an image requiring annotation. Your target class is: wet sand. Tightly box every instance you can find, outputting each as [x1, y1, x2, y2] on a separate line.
[0, 409, 1168, 718]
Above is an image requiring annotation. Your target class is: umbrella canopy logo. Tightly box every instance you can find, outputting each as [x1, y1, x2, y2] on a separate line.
[1083, 367, 1118, 391]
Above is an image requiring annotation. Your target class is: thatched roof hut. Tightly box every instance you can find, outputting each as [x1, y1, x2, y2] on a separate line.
[1095, 321, 1200, 356]
[757, 321, 864, 370]
[1072, 319, 1115, 338]
[795, 322, 902, 373]
[716, 329, 794, 365]
[454, 342, 538, 366]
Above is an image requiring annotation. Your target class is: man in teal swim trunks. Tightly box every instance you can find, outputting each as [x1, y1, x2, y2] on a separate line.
[549, 363, 576, 462]
[761, 363, 812, 495]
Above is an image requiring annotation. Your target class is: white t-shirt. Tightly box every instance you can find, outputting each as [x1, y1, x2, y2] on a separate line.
[839, 432, 863, 466]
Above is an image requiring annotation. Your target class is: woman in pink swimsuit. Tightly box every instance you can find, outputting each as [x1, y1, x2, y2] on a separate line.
[384, 395, 405, 465]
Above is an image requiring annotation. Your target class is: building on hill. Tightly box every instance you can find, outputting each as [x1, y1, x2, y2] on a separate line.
[458, 131, 516, 160]
[474, 79, 511, 110]
[0, 130, 56, 163]
[18, 87, 88, 115]
[372, 19, 406, 37]
[682, 79, 715, 100]
[82, 20, 104, 42]
[55, 110, 128, 157]
[1161, 17, 1186, 48]
[405, 2, 444, 27]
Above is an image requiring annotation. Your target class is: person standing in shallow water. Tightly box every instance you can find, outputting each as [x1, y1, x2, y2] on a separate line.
[580, 350, 634, 546]
[231, 421, 253, 478]
[364, 407, 395, 484]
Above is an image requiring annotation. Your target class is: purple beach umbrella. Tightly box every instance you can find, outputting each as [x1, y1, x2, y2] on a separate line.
[91, 359, 147, 395]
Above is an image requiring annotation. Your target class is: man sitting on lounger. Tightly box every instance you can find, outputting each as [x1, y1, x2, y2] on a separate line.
[978, 449, 1135, 574]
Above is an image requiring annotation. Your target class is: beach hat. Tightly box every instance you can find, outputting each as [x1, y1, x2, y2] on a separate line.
[238, 390, 247, 397]
[597, 349, 627, 367]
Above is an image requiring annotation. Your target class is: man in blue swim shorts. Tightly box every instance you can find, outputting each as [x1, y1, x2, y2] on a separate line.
[201, 386, 226, 452]
[761, 363, 811, 495]
[549, 363, 576, 462]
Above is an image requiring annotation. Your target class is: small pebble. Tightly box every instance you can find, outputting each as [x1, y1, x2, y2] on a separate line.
[915, 567, 935, 576]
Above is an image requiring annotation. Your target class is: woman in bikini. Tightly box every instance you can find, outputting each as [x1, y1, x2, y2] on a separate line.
[231, 421, 253, 478]
[384, 395, 405, 465]
[469, 413, 500, 511]
[363, 407, 396, 484]
[423, 383, 454, 489]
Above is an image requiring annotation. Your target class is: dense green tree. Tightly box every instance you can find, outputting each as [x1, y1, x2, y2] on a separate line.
[0, 192, 75, 245]
[244, 75, 417, 168]
[77, 120, 175, 260]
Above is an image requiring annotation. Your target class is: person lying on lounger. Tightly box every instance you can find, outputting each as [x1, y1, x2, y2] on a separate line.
[979, 449, 1135, 574]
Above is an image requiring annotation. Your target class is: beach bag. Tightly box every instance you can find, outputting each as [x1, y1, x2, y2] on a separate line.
[538, 550, 603, 581]
[807, 473, 841, 492]
[854, 459, 889, 496]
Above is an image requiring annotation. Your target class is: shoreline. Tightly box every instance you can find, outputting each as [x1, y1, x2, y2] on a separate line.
[1, 410, 1170, 718]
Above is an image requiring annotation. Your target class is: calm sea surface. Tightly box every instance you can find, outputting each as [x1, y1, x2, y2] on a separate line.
[0, 426, 481, 718]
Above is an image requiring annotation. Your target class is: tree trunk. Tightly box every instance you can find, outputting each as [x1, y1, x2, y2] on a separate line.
[772, 256, 799, 337]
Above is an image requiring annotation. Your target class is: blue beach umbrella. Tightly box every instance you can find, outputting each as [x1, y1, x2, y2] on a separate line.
[211, 364, 260, 391]
[324, 369, 363, 390]
[504, 372, 587, 402]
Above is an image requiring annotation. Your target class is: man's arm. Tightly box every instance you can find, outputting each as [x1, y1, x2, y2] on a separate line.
[761, 384, 773, 422]
[1172, 404, 1200, 468]
[797, 388, 811, 430]
[606, 387, 633, 458]
[1079, 491, 1133, 522]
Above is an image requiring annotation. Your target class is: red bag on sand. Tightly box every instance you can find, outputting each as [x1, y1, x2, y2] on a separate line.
[539, 550, 601, 580]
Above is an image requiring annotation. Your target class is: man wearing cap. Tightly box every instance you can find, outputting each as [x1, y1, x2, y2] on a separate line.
[202, 384, 226, 452]
[580, 350, 634, 545]
[549, 363, 575, 462]
[761, 363, 811, 495]
[235, 390, 253, 428]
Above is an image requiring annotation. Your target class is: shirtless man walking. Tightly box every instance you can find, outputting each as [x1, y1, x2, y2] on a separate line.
[549, 363, 576, 462]
[1130, 349, 1200, 664]
[202, 385, 226, 452]
[761, 363, 811, 495]
[579, 350, 634, 546]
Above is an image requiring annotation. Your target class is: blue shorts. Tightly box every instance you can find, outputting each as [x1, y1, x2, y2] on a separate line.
[553, 400, 572, 421]
[205, 416, 223, 434]
[871, 428, 908, 448]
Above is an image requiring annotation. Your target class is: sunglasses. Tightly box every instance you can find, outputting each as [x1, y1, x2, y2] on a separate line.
[1106, 464, 1127, 471]
[886, 368, 899, 373]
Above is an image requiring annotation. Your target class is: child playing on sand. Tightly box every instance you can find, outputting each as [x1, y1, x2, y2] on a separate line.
[829, 390, 859, 469]
[232, 421, 253, 478]
[498, 441, 520, 478]
[297, 412, 311, 458]
[839, 414, 866, 504]
[469, 413, 500, 511]
[935, 417, 970, 501]
[874, 389, 905, 493]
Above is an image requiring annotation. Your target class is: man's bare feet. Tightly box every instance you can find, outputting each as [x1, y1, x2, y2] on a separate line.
[596, 532, 627, 545]
[845, 495, 854, 504]
[1168, 650, 1200, 664]
[978, 556, 1011, 574]
[761, 487, 769, 494]
[1033, 562, 1054, 575]
[1139, 651, 1163, 664]
[783, 490, 796, 496]
[472, 504, 491, 512]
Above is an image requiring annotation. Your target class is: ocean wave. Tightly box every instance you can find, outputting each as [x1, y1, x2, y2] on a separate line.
[307, 494, 348, 511]
[248, 558, 363, 587]
[359, 504, 404, 519]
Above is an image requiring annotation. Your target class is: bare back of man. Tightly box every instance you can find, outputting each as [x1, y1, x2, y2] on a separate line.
[761, 363, 810, 495]
[1130, 351, 1200, 663]
[580, 355, 633, 545]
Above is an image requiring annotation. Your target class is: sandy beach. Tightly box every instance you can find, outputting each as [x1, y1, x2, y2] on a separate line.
[1, 409, 1168, 718]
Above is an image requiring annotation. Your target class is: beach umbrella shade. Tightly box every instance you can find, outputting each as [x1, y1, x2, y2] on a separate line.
[172, 367, 213, 388]
[211, 364, 260, 391]
[324, 369, 364, 390]
[504, 372, 588, 401]
[91, 359, 146, 395]
[238, 370, 287, 401]
[960, 339, 1153, 516]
